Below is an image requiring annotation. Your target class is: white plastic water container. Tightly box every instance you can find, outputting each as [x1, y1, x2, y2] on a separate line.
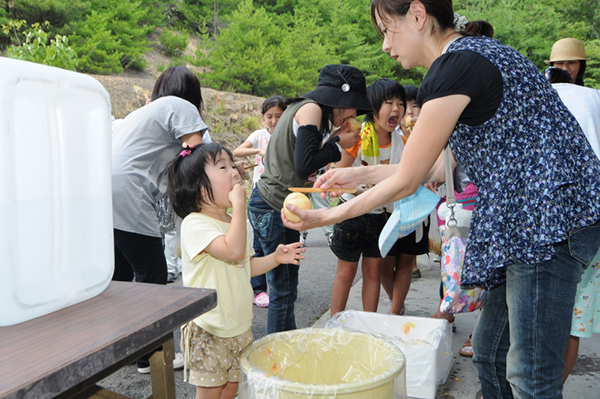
[0, 57, 114, 326]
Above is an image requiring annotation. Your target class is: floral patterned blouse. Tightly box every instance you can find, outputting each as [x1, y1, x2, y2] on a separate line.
[422, 36, 600, 289]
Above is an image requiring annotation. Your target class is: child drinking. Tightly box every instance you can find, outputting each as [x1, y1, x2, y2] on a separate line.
[166, 142, 305, 399]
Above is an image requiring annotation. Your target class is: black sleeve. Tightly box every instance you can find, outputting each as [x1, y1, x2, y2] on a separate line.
[418, 50, 503, 126]
[294, 124, 342, 179]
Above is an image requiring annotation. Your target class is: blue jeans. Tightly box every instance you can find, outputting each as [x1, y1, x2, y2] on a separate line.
[472, 222, 600, 399]
[248, 187, 300, 333]
[251, 229, 268, 294]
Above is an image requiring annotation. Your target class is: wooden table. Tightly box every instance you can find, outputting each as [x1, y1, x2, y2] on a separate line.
[0, 281, 217, 399]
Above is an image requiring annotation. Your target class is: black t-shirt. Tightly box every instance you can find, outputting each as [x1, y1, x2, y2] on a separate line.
[418, 50, 504, 126]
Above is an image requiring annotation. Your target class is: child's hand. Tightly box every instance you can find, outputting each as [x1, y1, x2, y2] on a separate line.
[229, 183, 246, 209]
[275, 242, 305, 265]
[336, 124, 361, 149]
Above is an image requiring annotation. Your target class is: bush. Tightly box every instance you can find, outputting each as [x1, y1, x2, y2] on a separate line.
[65, 0, 153, 73]
[159, 28, 189, 57]
[3, 21, 78, 70]
[193, 0, 335, 97]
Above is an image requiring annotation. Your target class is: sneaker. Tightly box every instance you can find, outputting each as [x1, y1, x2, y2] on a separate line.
[173, 352, 184, 370]
[411, 269, 422, 279]
[253, 292, 269, 308]
[137, 352, 184, 374]
[167, 272, 178, 283]
[300, 231, 308, 246]
[137, 364, 151, 374]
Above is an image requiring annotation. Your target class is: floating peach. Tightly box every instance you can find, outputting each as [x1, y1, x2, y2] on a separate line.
[283, 192, 312, 222]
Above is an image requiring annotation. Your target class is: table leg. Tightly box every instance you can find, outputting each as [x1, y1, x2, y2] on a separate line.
[149, 334, 176, 399]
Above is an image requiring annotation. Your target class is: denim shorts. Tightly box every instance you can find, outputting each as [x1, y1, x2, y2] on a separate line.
[330, 212, 387, 262]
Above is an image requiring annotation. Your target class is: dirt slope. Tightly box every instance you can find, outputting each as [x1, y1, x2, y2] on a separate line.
[89, 33, 265, 150]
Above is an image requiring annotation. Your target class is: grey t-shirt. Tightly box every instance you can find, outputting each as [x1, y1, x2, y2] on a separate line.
[111, 96, 208, 236]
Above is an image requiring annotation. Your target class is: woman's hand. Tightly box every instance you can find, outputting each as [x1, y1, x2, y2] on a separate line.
[281, 206, 329, 232]
[423, 182, 441, 193]
[314, 168, 363, 198]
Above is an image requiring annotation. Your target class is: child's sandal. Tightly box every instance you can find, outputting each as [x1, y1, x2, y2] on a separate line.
[459, 335, 474, 357]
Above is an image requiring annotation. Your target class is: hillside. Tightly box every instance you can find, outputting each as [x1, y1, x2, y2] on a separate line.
[90, 32, 266, 152]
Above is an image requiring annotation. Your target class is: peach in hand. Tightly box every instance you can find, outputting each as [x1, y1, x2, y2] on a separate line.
[343, 117, 362, 132]
[283, 192, 312, 223]
[405, 115, 415, 131]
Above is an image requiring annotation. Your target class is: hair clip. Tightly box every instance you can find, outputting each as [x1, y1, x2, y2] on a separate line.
[453, 13, 468, 32]
[180, 142, 194, 157]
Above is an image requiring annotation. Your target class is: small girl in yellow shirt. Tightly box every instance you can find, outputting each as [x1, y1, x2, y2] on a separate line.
[166, 142, 305, 399]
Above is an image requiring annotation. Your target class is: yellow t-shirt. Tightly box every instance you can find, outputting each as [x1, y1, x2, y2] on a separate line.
[181, 212, 254, 337]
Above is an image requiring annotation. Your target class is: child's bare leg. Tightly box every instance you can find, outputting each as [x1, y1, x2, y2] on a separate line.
[361, 257, 382, 312]
[380, 256, 396, 300]
[390, 253, 413, 315]
[196, 385, 223, 399]
[563, 335, 580, 383]
[220, 382, 238, 399]
[330, 259, 359, 316]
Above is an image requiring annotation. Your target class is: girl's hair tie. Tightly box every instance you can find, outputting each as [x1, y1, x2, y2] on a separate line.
[180, 142, 194, 157]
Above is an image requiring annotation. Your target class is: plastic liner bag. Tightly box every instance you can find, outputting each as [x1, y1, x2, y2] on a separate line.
[239, 327, 406, 399]
[325, 311, 453, 399]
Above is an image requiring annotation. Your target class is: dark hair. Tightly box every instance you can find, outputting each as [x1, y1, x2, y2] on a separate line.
[284, 97, 335, 135]
[576, 61, 587, 86]
[371, 0, 493, 37]
[403, 84, 419, 102]
[151, 66, 203, 111]
[545, 67, 572, 84]
[550, 60, 587, 86]
[262, 95, 287, 115]
[167, 142, 235, 219]
[462, 20, 494, 38]
[364, 79, 406, 123]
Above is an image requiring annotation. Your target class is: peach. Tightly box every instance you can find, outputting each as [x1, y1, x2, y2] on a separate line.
[283, 192, 312, 222]
[405, 115, 415, 131]
[343, 117, 362, 132]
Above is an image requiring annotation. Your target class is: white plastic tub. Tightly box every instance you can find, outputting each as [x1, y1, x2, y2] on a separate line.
[325, 311, 454, 399]
[0, 57, 114, 326]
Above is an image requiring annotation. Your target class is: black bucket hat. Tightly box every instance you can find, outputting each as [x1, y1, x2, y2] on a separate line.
[302, 64, 373, 115]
